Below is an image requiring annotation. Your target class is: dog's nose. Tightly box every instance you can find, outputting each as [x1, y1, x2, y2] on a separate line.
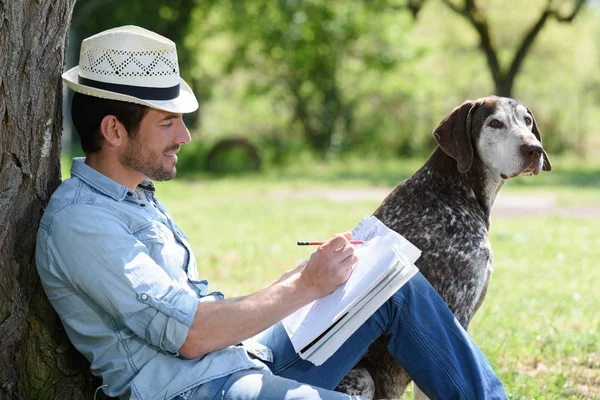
[520, 143, 543, 159]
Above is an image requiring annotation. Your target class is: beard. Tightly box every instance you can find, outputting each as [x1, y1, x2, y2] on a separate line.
[121, 136, 177, 181]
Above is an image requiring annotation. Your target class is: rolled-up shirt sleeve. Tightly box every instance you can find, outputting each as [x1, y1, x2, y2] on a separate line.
[46, 204, 199, 354]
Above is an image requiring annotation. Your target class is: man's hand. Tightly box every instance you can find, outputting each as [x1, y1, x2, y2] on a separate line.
[299, 232, 359, 298]
[179, 232, 359, 359]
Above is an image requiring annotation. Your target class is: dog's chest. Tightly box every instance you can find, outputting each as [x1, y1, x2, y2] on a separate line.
[376, 198, 491, 272]
[374, 171, 493, 318]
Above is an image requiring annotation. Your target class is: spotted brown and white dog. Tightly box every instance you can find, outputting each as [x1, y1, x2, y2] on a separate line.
[336, 96, 552, 399]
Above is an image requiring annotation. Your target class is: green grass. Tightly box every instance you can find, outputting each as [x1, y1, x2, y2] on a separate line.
[166, 180, 600, 399]
[61, 154, 600, 398]
[476, 217, 600, 399]
[164, 186, 599, 398]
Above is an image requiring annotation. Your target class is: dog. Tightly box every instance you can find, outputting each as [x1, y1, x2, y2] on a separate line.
[335, 96, 552, 399]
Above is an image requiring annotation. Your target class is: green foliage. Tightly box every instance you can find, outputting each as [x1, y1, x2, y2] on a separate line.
[190, 0, 421, 156]
[190, 0, 600, 160]
[67, 0, 600, 163]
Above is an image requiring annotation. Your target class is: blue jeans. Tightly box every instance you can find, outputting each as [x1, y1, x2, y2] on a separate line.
[179, 273, 506, 399]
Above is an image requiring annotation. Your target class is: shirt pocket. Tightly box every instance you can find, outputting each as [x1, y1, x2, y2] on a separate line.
[132, 221, 188, 282]
[133, 221, 171, 244]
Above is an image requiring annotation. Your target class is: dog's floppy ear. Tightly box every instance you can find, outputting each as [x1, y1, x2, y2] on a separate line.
[524, 105, 552, 172]
[432, 100, 477, 174]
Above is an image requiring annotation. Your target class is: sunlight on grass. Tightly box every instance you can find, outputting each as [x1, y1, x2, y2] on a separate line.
[473, 216, 600, 399]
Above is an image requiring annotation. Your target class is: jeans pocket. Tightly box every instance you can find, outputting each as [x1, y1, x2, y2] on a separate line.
[242, 338, 274, 363]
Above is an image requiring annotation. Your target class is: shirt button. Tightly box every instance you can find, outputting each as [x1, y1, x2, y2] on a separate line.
[141, 293, 148, 301]
[127, 192, 133, 196]
[140, 203, 146, 207]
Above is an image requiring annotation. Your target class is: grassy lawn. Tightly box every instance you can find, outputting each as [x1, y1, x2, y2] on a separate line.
[475, 216, 600, 399]
[61, 155, 600, 398]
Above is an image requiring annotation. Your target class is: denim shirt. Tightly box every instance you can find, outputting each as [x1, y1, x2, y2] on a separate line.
[36, 158, 272, 400]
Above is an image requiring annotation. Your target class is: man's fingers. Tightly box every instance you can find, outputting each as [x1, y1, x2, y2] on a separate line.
[337, 243, 356, 260]
[323, 233, 349, 252]
[304, 234, 360, 295]
[337, 254, 359, 283]
[340, 252, 359, 268]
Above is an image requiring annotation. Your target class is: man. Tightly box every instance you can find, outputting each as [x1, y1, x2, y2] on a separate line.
[36, 26, 507, 399]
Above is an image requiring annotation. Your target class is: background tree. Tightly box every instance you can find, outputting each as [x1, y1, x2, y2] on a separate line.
[60, 0, 598, 163]
[198, 1, 411, 156]
[0, 1, 99, 399]
[185, 0, 596, 162]
[398, 0, 588, 96]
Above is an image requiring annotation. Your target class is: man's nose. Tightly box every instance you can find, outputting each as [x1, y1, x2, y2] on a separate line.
[176, 119, 192, 144]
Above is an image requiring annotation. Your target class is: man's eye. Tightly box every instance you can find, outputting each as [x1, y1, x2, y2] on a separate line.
[488, 119, 503, 128]
[524, 116, 532, 125]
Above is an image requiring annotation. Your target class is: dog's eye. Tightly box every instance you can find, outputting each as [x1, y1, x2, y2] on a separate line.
[488, 119, 503, 128]
[524, 116, 532, 125]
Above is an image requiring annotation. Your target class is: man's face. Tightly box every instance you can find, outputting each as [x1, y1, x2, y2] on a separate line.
[121, 109, 191, 181]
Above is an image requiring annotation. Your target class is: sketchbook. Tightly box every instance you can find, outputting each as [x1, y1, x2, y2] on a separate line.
[282, 216, 421, 365]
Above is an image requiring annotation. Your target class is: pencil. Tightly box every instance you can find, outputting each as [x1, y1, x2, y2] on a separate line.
[297, 240, 365, 246]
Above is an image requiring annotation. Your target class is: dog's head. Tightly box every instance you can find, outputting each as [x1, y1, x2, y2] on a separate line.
[432, 96, 552, 179]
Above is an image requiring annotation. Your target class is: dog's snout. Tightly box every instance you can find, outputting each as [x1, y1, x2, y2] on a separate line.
[520, 142, 543, 159]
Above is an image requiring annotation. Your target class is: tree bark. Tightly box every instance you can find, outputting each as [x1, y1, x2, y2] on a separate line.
[0, 1, 99, 399]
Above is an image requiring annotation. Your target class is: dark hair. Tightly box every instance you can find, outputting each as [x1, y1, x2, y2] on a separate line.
[71, 93, 150, 154]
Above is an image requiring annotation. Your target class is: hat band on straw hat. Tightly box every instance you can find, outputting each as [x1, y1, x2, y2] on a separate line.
[78, 76, 180, 101]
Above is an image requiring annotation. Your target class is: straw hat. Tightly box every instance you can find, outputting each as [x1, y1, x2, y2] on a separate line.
[62, 25, 198, 113]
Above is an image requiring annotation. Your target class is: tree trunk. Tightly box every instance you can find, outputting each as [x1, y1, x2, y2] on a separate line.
[439, 0, 587, 99]
[0, 1, 99, 399]
[494, 76, 513, 98]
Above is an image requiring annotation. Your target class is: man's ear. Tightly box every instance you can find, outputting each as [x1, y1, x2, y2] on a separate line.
[524, 105, 552, 172]
[99, 115, 126, 148]
[432, 100, 477, 174]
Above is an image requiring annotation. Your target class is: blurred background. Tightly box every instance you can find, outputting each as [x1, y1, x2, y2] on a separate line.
[64, 0, 600, 171]
[62, 1, 600, 397]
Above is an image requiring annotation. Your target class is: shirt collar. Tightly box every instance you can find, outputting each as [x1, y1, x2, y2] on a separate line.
[70, 158, 155, 201]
